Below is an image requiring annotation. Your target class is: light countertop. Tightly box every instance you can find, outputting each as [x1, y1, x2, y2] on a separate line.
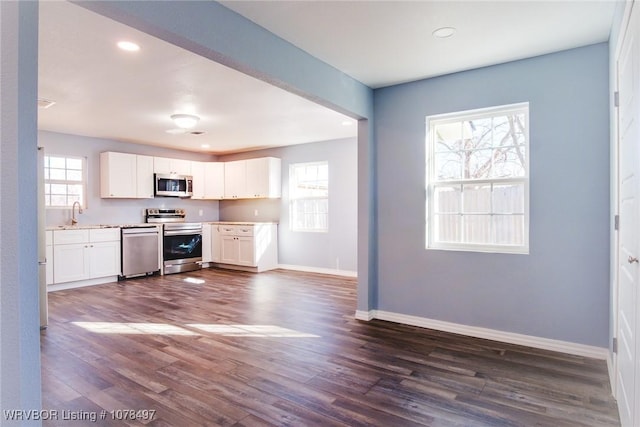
[46, 221, 276, 231]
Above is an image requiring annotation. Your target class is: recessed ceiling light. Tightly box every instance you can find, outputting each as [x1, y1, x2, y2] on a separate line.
[117, 41, 140, 52]
[201, 144, 210, 149]
[432, 27, 456, 39]
[342, 120, 353, 126]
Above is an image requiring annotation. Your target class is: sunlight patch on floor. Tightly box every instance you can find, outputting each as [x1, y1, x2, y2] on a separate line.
[72, 322, 198, 335]
[182, 277, 206, 284]
[71, 321, 320, 338]
[188, 324, 320, 338]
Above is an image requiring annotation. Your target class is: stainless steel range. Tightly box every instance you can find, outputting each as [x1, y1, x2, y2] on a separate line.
[146, 208, 202, 275]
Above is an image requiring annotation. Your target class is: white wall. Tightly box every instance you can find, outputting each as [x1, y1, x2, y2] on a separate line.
[39, 131, 221, 226]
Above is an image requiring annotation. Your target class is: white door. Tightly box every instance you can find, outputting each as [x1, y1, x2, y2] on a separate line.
[617, 5, 640, 426]
[53, 244, 89, 283]
[220, 235, 239, 264]
[201, 224, 212, 263]
[237, 236, 255, 266]
[224, 160, 247, 198]
[191, 161, 205, 199]
[136, 155, 154, 198]
[89, 241, 120, 278]
[204, 162, 225, 199]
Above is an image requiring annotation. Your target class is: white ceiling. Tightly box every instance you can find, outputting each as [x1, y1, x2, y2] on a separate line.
[222, 0, 618, 88]
[38, 1, 358, 155]
[39, 1, 618, 154]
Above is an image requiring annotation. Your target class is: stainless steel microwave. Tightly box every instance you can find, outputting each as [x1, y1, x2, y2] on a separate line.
[154, 173, 193, 198]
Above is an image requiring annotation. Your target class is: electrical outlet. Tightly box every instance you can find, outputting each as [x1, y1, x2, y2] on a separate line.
[254, 209, 259, 216]
[198, 209, 203, 216]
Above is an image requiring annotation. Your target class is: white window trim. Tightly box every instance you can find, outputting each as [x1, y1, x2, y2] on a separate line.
[44, 154, 88, 209]
[289, 161, 329, 233]
[425, 102, 530, 254]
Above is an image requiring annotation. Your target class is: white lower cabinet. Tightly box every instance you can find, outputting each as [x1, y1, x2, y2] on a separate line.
[215, 223, 277, 272]
[202, 223, 222, 264]
[88, 241, 121, 278]
[53, 228, 120, 284]
[201, 224, 212, 263]
[211, 224, 221, 263]
[221, 233, 241, 264]
[54, 242, 88, 283]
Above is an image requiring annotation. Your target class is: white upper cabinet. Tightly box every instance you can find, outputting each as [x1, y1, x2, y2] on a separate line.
[246, 157, 281, 198]
[154, 157, 191, 175]
[102, 151, 279, 200]
[224, 160, 247, 199]
[100, 152, 154, 199]
[136, 155, 154, 198]
[191, 161, 205, 199]
[192, 161, 225, 200]
[224, 157, 281, 199]
[101, 152, 137, 198]
[204, 162, 225, 199]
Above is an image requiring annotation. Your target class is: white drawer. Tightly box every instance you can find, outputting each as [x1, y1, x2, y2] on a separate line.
[219, 225, 237, 236]
[235, 226, 254, 237]
[53, 229, 89, 245]
[89, 228, 120, 242]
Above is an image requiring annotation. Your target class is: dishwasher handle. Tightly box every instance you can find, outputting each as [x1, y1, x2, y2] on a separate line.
[122, 228, 158, 235]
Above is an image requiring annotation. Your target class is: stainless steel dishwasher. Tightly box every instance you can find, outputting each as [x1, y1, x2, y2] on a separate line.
[120, 226, 160, 279]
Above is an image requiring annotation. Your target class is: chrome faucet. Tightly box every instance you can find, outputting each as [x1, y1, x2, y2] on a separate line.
[71, 201, 83, 225]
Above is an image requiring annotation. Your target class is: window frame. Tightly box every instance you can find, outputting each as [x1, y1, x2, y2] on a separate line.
[44, 154, 87, 209]
[289, 161, 329, 233]
[425, 103, 530, 254]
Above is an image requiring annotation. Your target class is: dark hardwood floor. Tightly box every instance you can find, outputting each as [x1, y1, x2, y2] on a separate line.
[41, 268, 620, 426]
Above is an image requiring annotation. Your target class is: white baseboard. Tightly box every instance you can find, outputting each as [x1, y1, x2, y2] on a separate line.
[278, 264, 357, 278]
[47, 276, 118, 292]
[355, 310, 375, 321]
[607, 352, 616, 395]
[355, 309, 609, 360]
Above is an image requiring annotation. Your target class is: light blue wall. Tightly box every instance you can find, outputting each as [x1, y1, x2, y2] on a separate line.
[374, 43, 610, 347]
[219, 138, 358, 273]
[0, 0, 42, 416]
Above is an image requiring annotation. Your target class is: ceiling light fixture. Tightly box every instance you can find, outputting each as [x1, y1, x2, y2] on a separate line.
[432, 27, 456, 39]
[117, 41, 140, 52]
[37, 98, 56, 109]
[341, 120, 353, 126]
[171, 114, 200, 129]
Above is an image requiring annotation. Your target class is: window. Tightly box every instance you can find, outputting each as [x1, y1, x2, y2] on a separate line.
[44, 155, 86, 208]
[289, 161, 328, 232]
[426, 103, 529, 253]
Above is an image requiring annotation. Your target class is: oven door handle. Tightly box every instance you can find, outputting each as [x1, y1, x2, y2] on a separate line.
[164, 229, 202, 236]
